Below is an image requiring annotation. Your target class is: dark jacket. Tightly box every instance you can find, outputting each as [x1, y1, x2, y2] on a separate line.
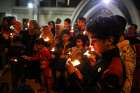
[68, 47, 125, 93]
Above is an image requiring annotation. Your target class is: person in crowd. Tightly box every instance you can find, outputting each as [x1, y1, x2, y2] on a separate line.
[22, 38, 53, 93]
[8, 36, 26, 90]
[70, 34, 86, 57]
[55, 17, 62, 24]
[54, 31, 73, 93]
[20, 20, 41, 82]
[1, 16, 21, 38]
[126, 24, 138, 37]
[66, 16, 125, 93]
[10, 17, 22, 35]
[48, 21, 56, 37]
[74, 17, 89, 48]
[21, 19, 41, 55]
[74, 17, 87, 36]
[125, 24, 140, 45]
[39, 25, 54, 48]
[111, 15, 136, 93]
[61, 18, 72, 37]
[28, 20, 41, 40]
[55, 18, 63, 45]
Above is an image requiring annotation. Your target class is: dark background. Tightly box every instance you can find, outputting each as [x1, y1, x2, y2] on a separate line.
[133, 0, 140, 9]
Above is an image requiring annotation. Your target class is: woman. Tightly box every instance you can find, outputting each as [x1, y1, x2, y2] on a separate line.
[22, 38, 53, 93]
[39, 25, 54, 48]
[66, 16, 125, 93]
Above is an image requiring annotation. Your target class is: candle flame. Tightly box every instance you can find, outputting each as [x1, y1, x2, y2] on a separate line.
[51, 47, 55, 52]
[84, 50, 91, 57]
[44, 37, 50, 42]
[71, 59, 80, 66]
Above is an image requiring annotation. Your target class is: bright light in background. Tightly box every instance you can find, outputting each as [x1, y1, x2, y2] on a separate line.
[102, 0, 111, 4]
[28, 2, 33, 8]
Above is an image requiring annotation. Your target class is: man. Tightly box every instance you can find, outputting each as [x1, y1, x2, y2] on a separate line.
[111, 15, 136, 93]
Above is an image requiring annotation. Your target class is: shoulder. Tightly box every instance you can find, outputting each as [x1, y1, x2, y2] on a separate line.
[103, 57, 123, 80]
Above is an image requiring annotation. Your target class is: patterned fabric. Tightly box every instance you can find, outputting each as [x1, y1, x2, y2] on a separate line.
[117, 40, 136, 93]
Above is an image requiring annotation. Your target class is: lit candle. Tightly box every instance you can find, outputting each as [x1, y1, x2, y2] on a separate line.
[90, 45, 95, 51]
[83, 31, 86, 35]
[71, 59, 80, 66]
[70, 26, 74, 33]
[84, 50, 91, 57]
[51, 47, 55, 52]
[44, 37, 50, 42]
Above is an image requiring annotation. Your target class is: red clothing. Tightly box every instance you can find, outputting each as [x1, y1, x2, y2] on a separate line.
[30, 47, 51, 61]
[30, 47, 52, 84]
[103, 57, 123, 83]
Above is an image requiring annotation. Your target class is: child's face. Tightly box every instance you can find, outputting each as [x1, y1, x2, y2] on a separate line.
[76, 39, 83, 47]
[63, 34, 70, 42]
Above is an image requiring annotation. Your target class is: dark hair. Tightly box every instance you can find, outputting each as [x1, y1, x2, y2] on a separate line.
[29, 20, 40, 30]
[129, 23, 138, 29]
[64, 18, 71, 24]
[75, 34, 86, 46]
[78, 17, 86, 24]
[110, 15, 127, 43]
[48, 21, 55, 36]
[48, 21, 55, 26]
[111, 15, 127, 34]
[56, 18, 62, 24]
[87, 16, 121, 44]
[35, 38, 45, 45]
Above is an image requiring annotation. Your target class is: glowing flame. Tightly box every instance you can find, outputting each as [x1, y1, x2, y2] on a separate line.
[27, 22, 30, 27]
[14, 59, 18, 62]
[83, 31, 86, 35]
[10, 33, 13, 36]
[84, 50, 91, 57]
[67, 51, 71, 55]
[44, 37, 50, 42]
[90, 45, 95, 51]
[71, 59, 80, 66]
[10, 25, 15, 30]
[51, 47, 55, 52]
[70, 26, 74, 33]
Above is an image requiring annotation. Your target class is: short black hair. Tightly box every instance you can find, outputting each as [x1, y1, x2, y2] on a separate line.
[56, 18, 62, 24]
[111, 15, 127, 31]
[48, 21, 55, 26]
[129, 23, 138, 29]
[64, 18, 71, 24]
[87, 16, 121, 44]
[75, 34, 86, 46]
[78, 17, 86, 23]
[110, 15, 127, 43]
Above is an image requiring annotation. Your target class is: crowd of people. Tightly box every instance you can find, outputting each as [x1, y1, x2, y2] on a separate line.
[0, 15, 140, 93]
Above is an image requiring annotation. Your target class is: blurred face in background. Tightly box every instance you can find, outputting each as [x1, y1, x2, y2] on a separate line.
[64, 21, 71, 31]
[76, 39, 84, 48]
[77, 20, 86, 31]
[48, 22, 55, 30]
[42, 26, 50, 34]
[63, 34, 70, 43]
[127, 25, 137, 36]
[28, 21, 33, 30]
